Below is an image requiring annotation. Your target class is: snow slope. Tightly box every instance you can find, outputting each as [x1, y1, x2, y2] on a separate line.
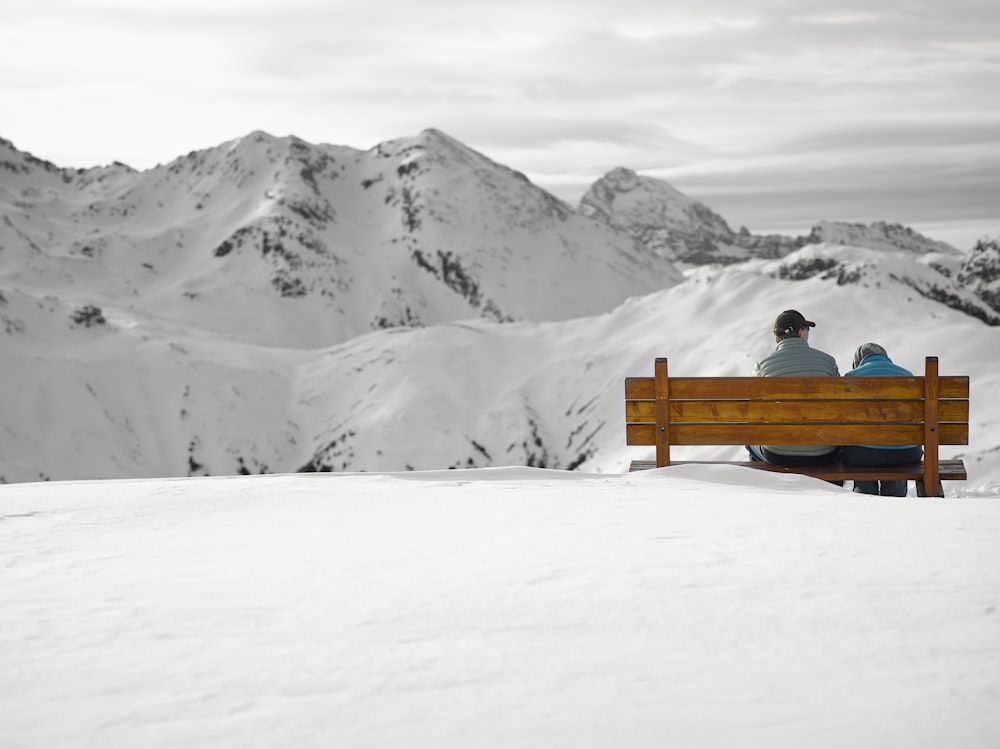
[2, 467, 998, 749]
[2, 241, 998, 490]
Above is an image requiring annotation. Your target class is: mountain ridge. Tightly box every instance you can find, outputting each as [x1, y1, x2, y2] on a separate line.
[579, 165, 966, 266]
[1, 130, 998, 485]
[1, 130, 684, 348]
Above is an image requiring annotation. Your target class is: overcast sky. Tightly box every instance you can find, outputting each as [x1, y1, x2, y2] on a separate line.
[2, 0, 998, 248]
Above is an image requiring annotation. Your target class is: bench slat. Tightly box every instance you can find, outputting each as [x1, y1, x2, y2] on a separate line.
[624, 376, 970, 400]
[627, 459, 969, 482]
[625, 399, 969, 424]
[626, 422, 969, 446]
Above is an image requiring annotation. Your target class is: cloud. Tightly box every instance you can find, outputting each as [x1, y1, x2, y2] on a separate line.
[1, 0, 997, 247]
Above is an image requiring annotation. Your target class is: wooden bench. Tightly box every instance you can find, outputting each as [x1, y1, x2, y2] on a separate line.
[625, 356, 968, 497]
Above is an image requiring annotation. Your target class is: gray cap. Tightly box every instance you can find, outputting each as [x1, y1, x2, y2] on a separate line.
[853, 342, 887, 369]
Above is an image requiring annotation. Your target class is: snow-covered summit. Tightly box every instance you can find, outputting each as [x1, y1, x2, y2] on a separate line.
[804, 220, 962, 257]
[577, 169, 973, 270]
[1, 137, 58, 181]
[580, 167, 824, 266]
[579, 166, 766, 265]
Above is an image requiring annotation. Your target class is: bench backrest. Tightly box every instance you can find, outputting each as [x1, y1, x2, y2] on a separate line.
[625, 357, 969, 487]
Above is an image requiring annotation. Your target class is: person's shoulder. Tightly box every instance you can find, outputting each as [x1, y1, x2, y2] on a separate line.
[809, 346, 840, 374]
[870, 356, 912, 376]
[813, 346, 839, 363]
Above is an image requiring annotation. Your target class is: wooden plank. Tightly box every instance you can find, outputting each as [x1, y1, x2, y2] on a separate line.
[625, 398, 969, 425]
[626, 421, 969, 446]
[923, 357, 942, 496]
[627, 459, 968, 482]
[654, 357, 670, 468]
[624, 375, 969, 400]
[624, 377, 654, 399]
[671, 377, 923, 400]
[945, 376, 971, 398]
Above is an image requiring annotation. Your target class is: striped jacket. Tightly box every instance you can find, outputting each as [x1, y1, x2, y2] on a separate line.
[752, 337, 840, 456]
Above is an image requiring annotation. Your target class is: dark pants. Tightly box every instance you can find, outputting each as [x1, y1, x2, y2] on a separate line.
[842, 446, 923, 497]
[746, 446, 844, 486]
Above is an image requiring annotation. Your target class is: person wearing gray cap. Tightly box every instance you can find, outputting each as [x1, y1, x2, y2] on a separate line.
[844, 343, 923, 496]
[748, 310, 841, 467]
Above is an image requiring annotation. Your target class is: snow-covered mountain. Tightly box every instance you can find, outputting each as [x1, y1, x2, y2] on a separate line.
[576, 166, 1000, 324]
[579, 166, 801, 265]
[0, 131, 682, 348]
[758, 242, 1000, 326]
[1, 131, 998, 488]
[578, 167, 972, 269]
[801, 220, 963, 256]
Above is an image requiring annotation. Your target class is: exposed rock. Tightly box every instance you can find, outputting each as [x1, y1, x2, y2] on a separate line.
[957, 235, 1000, 314]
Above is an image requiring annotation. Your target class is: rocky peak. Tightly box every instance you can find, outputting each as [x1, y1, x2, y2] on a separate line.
[805, 220, 961, 256]
[418, 127, 470, 152]
[579, 167, 693, 221]
[589, 166, 643, 197]
[375, 128, 516, 180]
[366, 128, 574, 230]
[957, 235, 1000, 314]
[0, 137, 67, 187]
[579, 167, 753, 264]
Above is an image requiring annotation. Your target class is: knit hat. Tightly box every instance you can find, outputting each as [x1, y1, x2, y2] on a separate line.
[773, 309, 816, 336]
[853, 342, 887, 369]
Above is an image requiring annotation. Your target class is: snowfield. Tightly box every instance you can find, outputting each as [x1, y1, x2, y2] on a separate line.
[2, 467, 998, 748]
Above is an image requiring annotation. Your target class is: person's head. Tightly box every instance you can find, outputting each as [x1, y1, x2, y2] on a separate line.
[772, 309, 815, 342]
[852, 342, 888, 369]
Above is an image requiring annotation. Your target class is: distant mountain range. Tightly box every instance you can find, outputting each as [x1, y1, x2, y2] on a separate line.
[2, 130, 684, 349]
[1, 130, 997, 484]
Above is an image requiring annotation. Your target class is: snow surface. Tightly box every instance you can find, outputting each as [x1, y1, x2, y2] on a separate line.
[2, 467, 998, 748]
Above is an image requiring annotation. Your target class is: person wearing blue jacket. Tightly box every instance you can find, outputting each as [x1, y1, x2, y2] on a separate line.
[844, 343, 923, 496]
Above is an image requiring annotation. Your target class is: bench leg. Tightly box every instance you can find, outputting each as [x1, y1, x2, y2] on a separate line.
[916, 480, 944, 498]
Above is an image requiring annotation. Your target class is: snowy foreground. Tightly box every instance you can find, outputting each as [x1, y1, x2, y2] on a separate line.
[2, 466, 999, 749]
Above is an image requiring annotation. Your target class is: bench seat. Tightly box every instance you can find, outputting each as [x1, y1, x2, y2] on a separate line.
[627, 459, 968, 496]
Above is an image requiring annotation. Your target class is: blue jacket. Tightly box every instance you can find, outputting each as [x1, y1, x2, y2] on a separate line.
[845, 353, 915, 450]
[846, 353, 913, 379]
